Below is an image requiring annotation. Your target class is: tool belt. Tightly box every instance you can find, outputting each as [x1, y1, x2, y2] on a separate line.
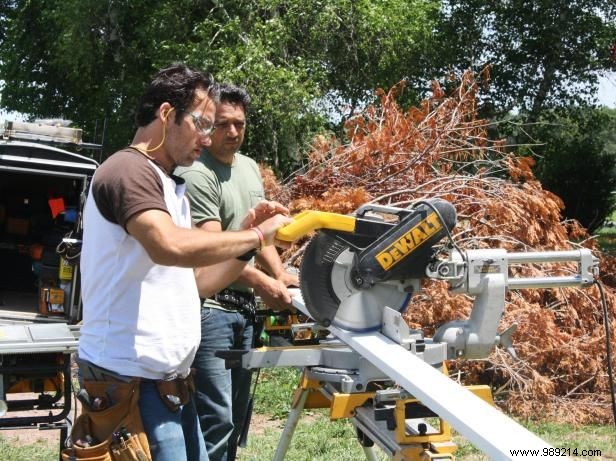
[61, 378, 151, 461]
[63, 362, 196, 461]
[209, 288, 257, 317]
[155, 372, 195, 412]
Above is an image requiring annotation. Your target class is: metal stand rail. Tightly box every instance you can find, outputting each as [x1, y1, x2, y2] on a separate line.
[238, 321, 489, 459]
[0, 323, 79, 454]
[285, 293, 562, 460]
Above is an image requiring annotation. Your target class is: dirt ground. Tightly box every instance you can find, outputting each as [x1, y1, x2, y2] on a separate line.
[1, 424, 64, 447]
[0, 392, 78, 448]
[1, 406, 277, 449]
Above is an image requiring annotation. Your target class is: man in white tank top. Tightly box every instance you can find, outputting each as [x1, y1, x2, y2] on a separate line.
[79, 63, 292, 461]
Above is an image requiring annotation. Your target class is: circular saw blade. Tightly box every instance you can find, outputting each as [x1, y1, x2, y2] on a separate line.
[300, 232, 410, 332]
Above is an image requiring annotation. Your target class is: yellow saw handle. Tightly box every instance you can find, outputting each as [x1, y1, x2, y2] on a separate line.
[276, 211, 356, 242]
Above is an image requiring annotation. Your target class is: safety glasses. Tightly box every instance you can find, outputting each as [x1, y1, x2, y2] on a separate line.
[188, 112, 216, 137]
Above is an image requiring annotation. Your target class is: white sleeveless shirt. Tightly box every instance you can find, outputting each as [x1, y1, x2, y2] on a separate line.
[79, 156, 200, 379]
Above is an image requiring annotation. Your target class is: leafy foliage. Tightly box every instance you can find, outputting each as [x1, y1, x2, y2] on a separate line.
[432, 1, 616, 118]
[0, 0, 175, 149]
[509, 107, 616, 233]
[0, 0, 438, 174]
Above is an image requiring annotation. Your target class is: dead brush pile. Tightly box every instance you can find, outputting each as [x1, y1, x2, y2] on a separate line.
[261, 70, 616, 424]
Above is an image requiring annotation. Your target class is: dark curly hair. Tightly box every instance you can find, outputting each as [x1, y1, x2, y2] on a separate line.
[135, 63, 219, 127]
[218, 83, 251, 115]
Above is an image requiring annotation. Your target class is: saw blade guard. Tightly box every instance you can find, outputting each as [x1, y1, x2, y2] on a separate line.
[299, 231, 413, 331]
[298, 199, 456, 332]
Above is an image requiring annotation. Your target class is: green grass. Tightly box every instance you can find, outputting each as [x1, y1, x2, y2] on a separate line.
[238, 366, 616, 460]
[3, 366, 615, 460]
[597, 219, 616, 253]
[238, 409, 616, 460]
[522, 421, 616, 457]
[252, 367, 302, 418]
[0, 437, 58, 461]
[453, 421, 616, 459]
[597, 210, 616, 253]
[597, 230, 616, 253]
[240, 414, 389, 461]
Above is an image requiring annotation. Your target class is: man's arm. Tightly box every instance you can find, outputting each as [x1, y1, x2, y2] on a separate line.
[253, 246, 299, 288]
[192, 219, 250, 297]
[195, 220, 297, 310]
[126, 204, 290, 268]
[245, 246, 298, 311]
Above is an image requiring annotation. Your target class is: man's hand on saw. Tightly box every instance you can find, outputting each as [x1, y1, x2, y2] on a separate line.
[277, 270, 299, 289]
[254, 277, 295, 311]
[240, 200, 292, 248]
[241, 200, 288, 228]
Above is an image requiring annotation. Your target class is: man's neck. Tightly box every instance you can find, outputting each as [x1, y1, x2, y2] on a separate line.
[131, 129, 173, 173]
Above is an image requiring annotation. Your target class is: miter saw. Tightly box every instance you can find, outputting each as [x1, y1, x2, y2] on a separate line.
[276, 198, 597, 359]
[278, 199, 457, 332]
[233, 199, 599, 459]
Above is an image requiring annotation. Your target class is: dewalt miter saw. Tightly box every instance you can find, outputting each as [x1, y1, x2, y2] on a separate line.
[277, 199, 598, 359]
[244, 199, 599, 460]
[277, 199, 457, 332]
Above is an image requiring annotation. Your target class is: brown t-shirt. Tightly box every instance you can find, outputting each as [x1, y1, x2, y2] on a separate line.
[91, 148, 169, 229]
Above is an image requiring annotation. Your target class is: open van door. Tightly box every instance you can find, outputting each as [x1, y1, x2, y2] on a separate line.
[0, 121, 99, 324]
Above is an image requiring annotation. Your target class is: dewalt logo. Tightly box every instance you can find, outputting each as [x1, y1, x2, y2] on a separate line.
[375, 212, 442, 270]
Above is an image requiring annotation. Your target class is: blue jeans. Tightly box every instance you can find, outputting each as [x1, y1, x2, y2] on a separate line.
[192, 307, 254, 461]
[138, 381, 208, 461]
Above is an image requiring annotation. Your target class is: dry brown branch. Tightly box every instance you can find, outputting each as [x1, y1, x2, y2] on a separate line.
[263, 70, 616, 424]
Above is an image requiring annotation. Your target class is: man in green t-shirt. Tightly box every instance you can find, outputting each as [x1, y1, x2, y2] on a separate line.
[176, 84, 297, 461]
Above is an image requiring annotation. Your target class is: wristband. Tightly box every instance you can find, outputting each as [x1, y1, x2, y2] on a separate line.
[251, 226, 265, 251]
[237, 249, 257, 261]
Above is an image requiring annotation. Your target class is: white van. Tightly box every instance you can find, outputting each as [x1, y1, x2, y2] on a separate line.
[0, 121, 99, 324]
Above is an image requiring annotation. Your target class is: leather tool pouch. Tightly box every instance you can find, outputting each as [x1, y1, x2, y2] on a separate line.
[155, 371, 196, 412]
[61, 380, 151, 461]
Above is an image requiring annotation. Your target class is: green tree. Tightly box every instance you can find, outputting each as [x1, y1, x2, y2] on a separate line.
[281, 0, 438, 118]
[186, 0, 438, 171]
[0, 0, 438, 174]
[516, 107, 616, 233]
[432, 1, 616, 119]
[0, 0, 213, 154]
[429, 2, 616, 232]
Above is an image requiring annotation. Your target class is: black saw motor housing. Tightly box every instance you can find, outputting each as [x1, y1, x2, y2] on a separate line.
[299, 199, 456, 330]
[353, 199, 457, 285]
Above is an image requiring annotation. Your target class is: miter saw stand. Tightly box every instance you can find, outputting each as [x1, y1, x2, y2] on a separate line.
[236, 304, 484, 461]
[226, 247, 598, 460]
